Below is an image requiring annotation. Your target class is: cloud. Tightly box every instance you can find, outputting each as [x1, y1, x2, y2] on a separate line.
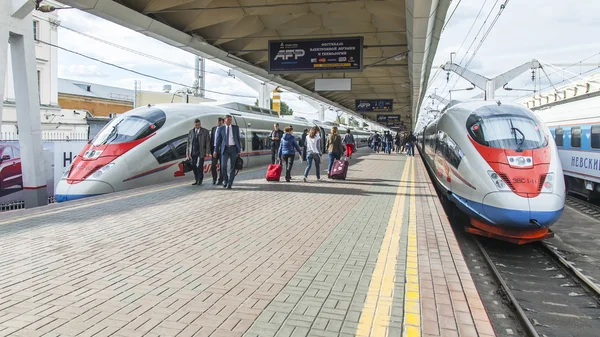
[58, 64, 109, 78]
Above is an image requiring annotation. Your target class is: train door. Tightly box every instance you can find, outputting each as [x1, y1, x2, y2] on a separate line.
[318, 126, 327, 153]
[232, 115, 249, 168]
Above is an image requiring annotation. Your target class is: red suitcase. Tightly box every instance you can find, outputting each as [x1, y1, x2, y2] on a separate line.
[331, 159, 349, 180]
[266, 164, 283, 181]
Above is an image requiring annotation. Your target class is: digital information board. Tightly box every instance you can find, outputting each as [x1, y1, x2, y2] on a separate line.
[268, 37, 363, 73]
[356, 99, 393, 112]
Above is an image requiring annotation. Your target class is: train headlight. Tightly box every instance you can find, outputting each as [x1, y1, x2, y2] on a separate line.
[487, 171, 510, 191]
[541, 173, 555, 193]
[83, 149, 103, 159]
[88, 163, 115, 180]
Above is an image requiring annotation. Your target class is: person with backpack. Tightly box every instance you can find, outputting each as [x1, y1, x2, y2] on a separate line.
[326, 127, 346, 179]
[406, 131, 417, 156]
[343, 129, 356, 159]
[303, 126, 322, 182]
[277, 126, 302, 182]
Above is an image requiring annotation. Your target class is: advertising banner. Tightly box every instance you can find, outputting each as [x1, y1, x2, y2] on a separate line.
[356, 99, 393, 112]
[0, 141, 86, 206]
[268, 37, 363, 73]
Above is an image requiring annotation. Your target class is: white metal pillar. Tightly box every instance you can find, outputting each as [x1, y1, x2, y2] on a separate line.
[1, 0, 48, 207]
[229, 69, 275, 109]
[304, 99, 326, 122]
[0, 24, 7, 139]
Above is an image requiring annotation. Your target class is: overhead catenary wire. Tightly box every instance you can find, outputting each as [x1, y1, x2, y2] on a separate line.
[36, 16, 239, 79]
[36, 39, 257, 99]
[441, 0, 463, 33]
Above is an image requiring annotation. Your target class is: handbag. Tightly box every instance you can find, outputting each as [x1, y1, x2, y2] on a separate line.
[181, 159, 194, 173]
[234, 156, 244, 175]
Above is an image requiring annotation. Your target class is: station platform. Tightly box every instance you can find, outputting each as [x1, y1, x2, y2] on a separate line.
[0, 153, 495, 337]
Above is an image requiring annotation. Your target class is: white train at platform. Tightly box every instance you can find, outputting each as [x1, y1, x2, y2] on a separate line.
[55, 103, 375, 202]
[536, 94, 600, 200]
[416, 100, 565, 244]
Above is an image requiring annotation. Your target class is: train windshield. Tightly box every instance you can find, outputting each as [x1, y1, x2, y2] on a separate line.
[92, 107, 166, 146]
[467, 106, 547, 151]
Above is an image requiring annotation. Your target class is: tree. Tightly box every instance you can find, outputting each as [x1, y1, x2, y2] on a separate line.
[280, 101, 293, 115]
[254, 99, 259, 106]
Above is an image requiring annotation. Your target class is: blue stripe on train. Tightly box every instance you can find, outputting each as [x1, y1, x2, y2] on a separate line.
[450, 193, 563, 229]
[55, 194, 101, 203]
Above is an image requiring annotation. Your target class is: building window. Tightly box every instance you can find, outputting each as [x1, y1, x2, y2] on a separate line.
[571, 127, 581, 148]
[554, 127, 563, 147]
[33, 20, 39, 41]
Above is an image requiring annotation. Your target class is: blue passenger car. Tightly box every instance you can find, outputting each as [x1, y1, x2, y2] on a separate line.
[548, 123, 600, 199]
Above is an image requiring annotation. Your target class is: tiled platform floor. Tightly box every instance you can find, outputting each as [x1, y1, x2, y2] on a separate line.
[0, 152, 495, 337]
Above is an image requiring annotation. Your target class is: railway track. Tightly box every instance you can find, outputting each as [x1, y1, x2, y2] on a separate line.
[566, 195, 600, 220]
[475, 237, 600, 337]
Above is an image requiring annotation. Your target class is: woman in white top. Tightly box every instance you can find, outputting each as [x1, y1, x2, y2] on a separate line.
[303, 126, 323, 182]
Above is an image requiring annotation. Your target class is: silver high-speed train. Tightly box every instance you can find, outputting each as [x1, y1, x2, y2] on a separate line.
[55, 102, 374, 201]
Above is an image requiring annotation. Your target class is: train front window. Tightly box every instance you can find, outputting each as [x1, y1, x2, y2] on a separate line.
[92, 107, 166, 147]
[467, 115, 547, 151]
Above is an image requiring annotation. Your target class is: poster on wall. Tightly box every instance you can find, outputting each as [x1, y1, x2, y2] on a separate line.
[0, 141, 87, 206]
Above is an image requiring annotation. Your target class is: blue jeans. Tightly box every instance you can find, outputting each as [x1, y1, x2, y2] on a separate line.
[221, 146, 240, 186]
[406, 143, 415, 156]
[304, 153, 321, 179]
[327, 152, 341, 174]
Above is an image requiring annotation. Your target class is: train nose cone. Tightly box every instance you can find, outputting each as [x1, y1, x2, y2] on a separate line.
[528, 193, 564, 227]
[482, 192, 564, 228]
[55, 180, 115, 202]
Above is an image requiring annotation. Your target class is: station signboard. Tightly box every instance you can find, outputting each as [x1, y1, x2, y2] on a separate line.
[268, 37, 363, 73]
[376, 114, 402, 123]
[356, 99, 393, 112]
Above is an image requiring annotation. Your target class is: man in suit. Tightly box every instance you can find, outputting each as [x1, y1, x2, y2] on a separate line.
[214, 114, 242, 189]
[186, 119, 211, 185]
[270, 123, 284, 164]
[210, 117, 224, 185]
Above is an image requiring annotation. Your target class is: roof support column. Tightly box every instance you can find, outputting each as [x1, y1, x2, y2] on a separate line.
[0, 25, 7, 138]
[1, 0, 48, 208]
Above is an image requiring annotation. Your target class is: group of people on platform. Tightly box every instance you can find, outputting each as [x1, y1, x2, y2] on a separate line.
[269, 123, 351, 182]
[185, 116, 414, 188]
[368, 130, 416, 156]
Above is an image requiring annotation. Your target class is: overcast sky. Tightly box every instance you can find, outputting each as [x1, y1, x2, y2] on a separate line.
[55, 0, 600, 123]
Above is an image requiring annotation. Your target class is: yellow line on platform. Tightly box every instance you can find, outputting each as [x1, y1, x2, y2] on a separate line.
[0, 166, 265, 226]
[403, 159, 420, 337]
[355, 157, 412, 337]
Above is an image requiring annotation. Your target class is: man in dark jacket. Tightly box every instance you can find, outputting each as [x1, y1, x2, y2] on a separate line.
[186, 119, 211, 185]
[270, 123, 284, 164]
[210, 117, 224, 185]
[406, 131, 417, 156]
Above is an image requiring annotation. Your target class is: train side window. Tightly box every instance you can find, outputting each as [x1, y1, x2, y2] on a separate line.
[571, 127, 581, 148]
[151, 144, 176, 164]
[252, 132, 272, 150]
[171, 136, 188, 159]
[555, 127, 564, 147]
[591, 125, 600, 149]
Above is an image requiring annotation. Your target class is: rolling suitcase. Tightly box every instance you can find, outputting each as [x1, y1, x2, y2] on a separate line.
[266, 164, 282, 181]
[331, 159, 349, 180]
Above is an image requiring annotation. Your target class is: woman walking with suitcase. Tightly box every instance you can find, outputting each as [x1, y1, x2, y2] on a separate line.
[277, 126, 302, 182]
[326, 127, 346, 179]
[303, 126, 322, 182]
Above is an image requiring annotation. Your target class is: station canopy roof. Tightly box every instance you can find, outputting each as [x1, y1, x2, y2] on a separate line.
[60, 0, 451, 128]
